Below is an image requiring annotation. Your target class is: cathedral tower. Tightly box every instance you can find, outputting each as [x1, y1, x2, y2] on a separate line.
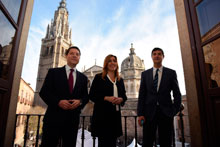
[121, 43, 145, 98]
[34, 0, 72, 107]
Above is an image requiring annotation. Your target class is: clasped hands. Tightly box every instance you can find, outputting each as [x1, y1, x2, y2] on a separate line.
[104, 96, 123, 105]
[58, 99, 80, 110]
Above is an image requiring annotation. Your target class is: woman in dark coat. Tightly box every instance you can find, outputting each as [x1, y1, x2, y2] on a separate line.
[89, 54, 127, 147]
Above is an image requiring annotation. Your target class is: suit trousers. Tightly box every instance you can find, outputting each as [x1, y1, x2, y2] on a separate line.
[142, 106, 173, 147]
[41, 122, 79, 147]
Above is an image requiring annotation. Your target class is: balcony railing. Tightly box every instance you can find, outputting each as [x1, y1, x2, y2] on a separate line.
[13, 107, 188, 147]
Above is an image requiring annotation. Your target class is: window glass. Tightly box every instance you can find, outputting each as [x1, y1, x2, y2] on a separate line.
[203, 37, 220, 88]
[0, 11, 16, 80]
[1, 0, 22, 23]
[196, 0, 220, 41]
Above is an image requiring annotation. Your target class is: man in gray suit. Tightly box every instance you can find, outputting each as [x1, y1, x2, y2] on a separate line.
[137, 47, 181, 147]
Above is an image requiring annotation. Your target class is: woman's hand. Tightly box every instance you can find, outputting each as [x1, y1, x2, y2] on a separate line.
[112, 97, 123, 105]
[104, 96, 116, 103]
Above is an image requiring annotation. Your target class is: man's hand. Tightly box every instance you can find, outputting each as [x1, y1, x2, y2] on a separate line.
[58, 100, 72, 110]
[138, 116, 145, 126]
[112, 97, 123, 105]
[69, 99, 80, 110]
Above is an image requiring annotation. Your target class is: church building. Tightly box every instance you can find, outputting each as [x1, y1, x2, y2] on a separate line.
[34, 0, 72, 107]
[121, 43, 145, 99]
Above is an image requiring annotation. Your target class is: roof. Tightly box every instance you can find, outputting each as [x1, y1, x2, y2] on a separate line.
[83, 65, 103, 73]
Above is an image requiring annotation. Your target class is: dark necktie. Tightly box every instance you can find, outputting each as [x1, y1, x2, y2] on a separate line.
[68, 69, 74, 93]
[153, 69, 159, 92]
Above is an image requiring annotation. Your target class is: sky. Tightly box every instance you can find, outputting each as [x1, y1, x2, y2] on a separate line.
[21, 0, 186, 94]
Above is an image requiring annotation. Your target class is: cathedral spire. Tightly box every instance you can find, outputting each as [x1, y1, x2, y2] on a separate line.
[58, 0, 67, 10]
[129, 43, 136, 55]
[46, 24, 50, 38]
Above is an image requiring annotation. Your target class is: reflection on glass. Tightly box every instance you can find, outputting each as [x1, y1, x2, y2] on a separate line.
[196, 0, 220, 41]
[205, 63, 218, 88]
[194, 0, 199, 3]
[0, 11, 16, 80]
[1, 0, 22, 23]
[203, 37, 220, 88]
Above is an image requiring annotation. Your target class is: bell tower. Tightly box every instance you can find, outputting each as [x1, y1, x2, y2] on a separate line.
[34, 0, 73, 107]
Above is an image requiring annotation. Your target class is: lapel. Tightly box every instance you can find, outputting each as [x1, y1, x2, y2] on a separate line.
[72, 69, 80, 94]
[158, 67, 166, 92]
[104, 75, 115, 94]
[148, 68, 154, 88]
[105, 75, 111, 83]
[60, 66, 70, 94]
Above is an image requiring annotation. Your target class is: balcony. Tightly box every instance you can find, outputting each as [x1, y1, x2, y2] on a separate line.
[13, 106, 188, 147]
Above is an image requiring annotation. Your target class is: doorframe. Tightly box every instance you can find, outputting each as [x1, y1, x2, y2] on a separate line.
[183, 0, 220, 146]
[0, 0, 28, 146]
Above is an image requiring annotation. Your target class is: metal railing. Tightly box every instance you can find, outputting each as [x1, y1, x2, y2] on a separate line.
[13, 107, 187, 147]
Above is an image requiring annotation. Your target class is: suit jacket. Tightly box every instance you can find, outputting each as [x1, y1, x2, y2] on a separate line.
[39, 66, 89, 126]
[137, 67, 181, 120]
[89, 73, 127, 137]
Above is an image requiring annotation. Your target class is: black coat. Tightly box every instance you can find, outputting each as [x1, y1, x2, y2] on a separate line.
[89, 73, 127, 137]
[39, 66, 89, 126]
[137, 67, 182, 120]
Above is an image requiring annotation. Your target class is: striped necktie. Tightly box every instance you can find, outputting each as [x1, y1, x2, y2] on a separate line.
[153, 69, 159, 92]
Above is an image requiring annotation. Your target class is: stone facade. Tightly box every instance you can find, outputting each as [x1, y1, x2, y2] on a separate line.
[202, 23, 220, 88]
[81, 64, 103, 116]
[82, 64, 103, 92]
[14, 78, 34, 145]
[0, 41, 12, 79]
[34, 0, 72, 107]
[121, 43, 145, 98]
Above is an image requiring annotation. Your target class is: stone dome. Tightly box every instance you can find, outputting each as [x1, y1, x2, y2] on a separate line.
[121, 43, 145, 71]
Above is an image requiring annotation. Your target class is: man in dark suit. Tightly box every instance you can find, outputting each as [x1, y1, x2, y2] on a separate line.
[137, 47, 181, 147]
[39, 46, 89, 147]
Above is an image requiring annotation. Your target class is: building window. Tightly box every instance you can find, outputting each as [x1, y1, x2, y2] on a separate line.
[131, 83, 134, 93]
[62, 47, 65, 56]
[50, 46, 54, 54]
[203, 38, 220, 88]
[16, 116, 21, 126]
[196, 0, 220, 38]
[45, 47, 49, 56]
[0, 11, 16, 80]
[124, 83, 128, 92]
[1, 0, 22, 22]
[22, 116, 25, 125]
[20, 90, 23, 103]
[136, 84, 139, 92]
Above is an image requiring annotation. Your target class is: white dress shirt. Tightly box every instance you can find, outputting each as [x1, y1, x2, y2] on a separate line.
[153, 66, 163, 92]
[107, 74, 118, 97]
[107, 74, 120, 111]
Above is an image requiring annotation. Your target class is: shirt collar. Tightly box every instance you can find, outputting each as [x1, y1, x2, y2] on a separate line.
[65, 65, 76, 72]
[153, 66, 163, 72]
[107, 74, 117, 84]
